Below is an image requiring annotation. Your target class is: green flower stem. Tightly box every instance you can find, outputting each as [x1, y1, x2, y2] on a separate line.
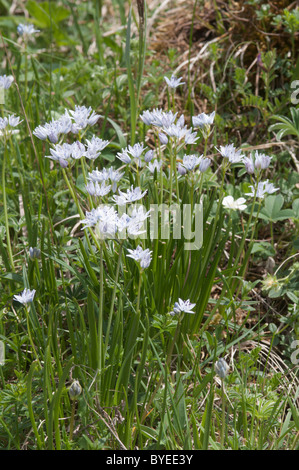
[25, 305, 41, 368]
[98, 242, 104, 377]
[2, 141, 15, 272]
[104, 241, 123, 358]
[220, 379, 226, 447]
[69, 399, 76, 441]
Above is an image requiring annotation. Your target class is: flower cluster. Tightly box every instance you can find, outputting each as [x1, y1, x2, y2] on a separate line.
[116, 142, 153, 167]
[246, 179, 279, 199]
[140, 109, 199, 147]
[82, 204, 151, 239]
[34, 106, 101, 144]
[88, 167, 124, 193]
[44, 136, 109, 167]
[0, 114, 22, 137]
[244, 151, 272, 174]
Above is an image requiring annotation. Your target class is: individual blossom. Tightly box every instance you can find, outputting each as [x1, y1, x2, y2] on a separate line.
[17, 23, 40, 40]
[140, 108, 177, 128]
[68, 105, 101, 134]
[85, 181, 111, 197]
[144, 149, 154, 163]
[184, 128, 199, 145]
[13, 288, 36, 306]
[82, 205, 119, 239]
[170, 298, 196, 316]
[198, 157, 211, 173]
[217, 143, 244, 164]
[164, 74, 185, 89]
[181, 154, 202, 171]
[215, 358, 230, 379]
[222, 196, 247, 211]
[0, 75, 14, 89]
[118, 206, 151, 237]
[112, 186, 147, 206]
[192, 111, 215, 129]
[45, 142, 73, 167]
[158, 132, 168, 145]
[85, 135, 109, 160]
[126, 245, 152, 269]
[147, 159, 163, 174]
[0, 114, 22, 137]
[254, 151, 272, 170]
[246, 180, 279, 199]
[244, 151, 272, 174]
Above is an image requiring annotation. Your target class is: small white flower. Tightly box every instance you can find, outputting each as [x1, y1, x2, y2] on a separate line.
[164, 74, 185, 89]
[17, 23, 40, 39]
[246, 180, 279, 199]
[148, 159, 163, 173]
[85, 181, 111, 197]
[112, 186, 147, 205]
[170, 298, 196, 316]
[0, 75, 14, 89]
[217, 144, 244, 163]
[126, 245, 152, 269]
[222, 196, 247, 211]
[192, 111, 215, 129]
[13, 288, 36, 305]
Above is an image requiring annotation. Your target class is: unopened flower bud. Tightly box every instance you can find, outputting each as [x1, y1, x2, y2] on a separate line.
[215, 358, 229, 379]
[69, 380, 82, 400]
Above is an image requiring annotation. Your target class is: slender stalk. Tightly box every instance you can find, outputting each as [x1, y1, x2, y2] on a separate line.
[69, 400, 76, 441]
[2, 140, 15, 271]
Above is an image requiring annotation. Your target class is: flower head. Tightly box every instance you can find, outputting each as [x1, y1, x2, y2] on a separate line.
[170, 298, 196, 316]
[0, 75, 14, 89]
[192, 111, 215, 129]
[222, 196, 247, 211]
[126, 245, 152, 269]
[217, 144, 244, 163]
[164, 74, 185, 89]
[112, 186, 147, 206]
[13, 288, 36, 306]
[17, 23, 40, 40]
[246, 180, 279, 199]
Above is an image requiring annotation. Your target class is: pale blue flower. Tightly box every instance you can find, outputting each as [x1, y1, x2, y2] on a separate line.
[126, 245, 152, 269]
[148, 159, 163, 173]
[246, 180, 279, 199]
[13, 288, 36, 305]
[112, 186, 147, 205]
[192, 111, 215, 129]
[164, 74, 185, 89]
[17, 23, 40, 38]
[85, 135, 109, 160]
[170, 298, 196, 316]
[0, 75, 14, 89]
[217, 143, 244, 163]
[85, 181, 111, 197]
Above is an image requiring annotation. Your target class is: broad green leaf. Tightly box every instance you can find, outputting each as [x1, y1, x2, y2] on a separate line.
[259, 194, 294, 222]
